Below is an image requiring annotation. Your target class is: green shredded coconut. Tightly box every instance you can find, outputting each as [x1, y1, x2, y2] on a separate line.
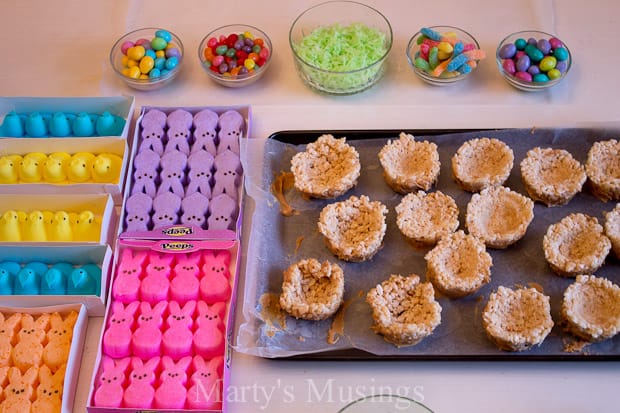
[292, 23, 389, 93]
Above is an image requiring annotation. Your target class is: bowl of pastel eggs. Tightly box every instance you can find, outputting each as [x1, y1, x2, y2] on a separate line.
[198, 24, 272, 88]
[496, 30, 571, 91]
[110, 27, 184, 91]
[406, 25, 485, 86]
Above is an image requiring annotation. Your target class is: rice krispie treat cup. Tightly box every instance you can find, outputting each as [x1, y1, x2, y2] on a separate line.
[561, 274, 620, 342]
[604, 203, 620, 258]
[378, 132, 441, 193]
[482, 286, 554, 352]
[585, 139, 620, 202]
[366, 274, 442, 347]
[279, 258, 345, 321]
[318, 195, 388, 262]
[543, 213, 611, 277]
[290, 134, 361, 199]
[425, 230, 492, 298]
[520, 147, 586, 207]
[395, 190, 459, 248]
[451, 137, 514, 192]
[465, 186, 534, 249]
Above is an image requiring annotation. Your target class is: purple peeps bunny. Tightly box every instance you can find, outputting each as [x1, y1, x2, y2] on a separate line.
[165, 124, 190, 155]
[124, 192, 153, 232]
[193, 109, 218, 130]
[139, 125, 165, 155]
[212, 149, 242, 200]
[166, 109, 193, 129]
[191, 125, 217, 156]
[157, 150, 187, 197]
[181, 192, 209, 228]
[131, 149, 160, 197]
[185, 150, 214, 197]
[217, 110, 244, 155]
[141, 109, 167, 129]
[207, 193, 238, 230]
[152, 192, 182, 229]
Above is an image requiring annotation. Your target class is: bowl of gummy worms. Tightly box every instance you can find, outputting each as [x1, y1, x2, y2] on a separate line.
[406, 25, 485, 86]
[198, 24, 272, 88]
[496, 30, 572, 91]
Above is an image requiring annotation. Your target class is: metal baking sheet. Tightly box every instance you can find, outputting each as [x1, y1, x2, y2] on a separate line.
[235, 127, 620, 360]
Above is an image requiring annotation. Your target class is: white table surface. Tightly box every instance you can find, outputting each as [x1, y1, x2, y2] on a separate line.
[2, 0, 620, 411]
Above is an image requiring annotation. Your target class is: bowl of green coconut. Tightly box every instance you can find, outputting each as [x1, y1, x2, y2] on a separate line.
[289, 1, 393, 95]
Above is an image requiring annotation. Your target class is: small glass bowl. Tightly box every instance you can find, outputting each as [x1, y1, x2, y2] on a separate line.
[496, 30, 572, 92]
[338, 394, 434, 413]
[109, 27, 184, 91]
[406, 25, 481, 86]
[289, 1, 393, 95]
[198, 24, 272, 88]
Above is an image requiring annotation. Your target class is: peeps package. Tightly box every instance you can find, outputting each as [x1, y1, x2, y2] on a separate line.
[0, 244, 112, 315]
[0, 303, 88, 413]
[0, 96, 135, 203]
[0, 193, 116, 246]
[119, 105, 250, 240]
[87, 236, 241, 412]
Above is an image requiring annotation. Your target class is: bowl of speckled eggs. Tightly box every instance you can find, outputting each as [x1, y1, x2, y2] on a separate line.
[406, 26, 485, 86]
[110, 27, 183, 91]
[198, 24, 272, 88]
[496, 30, 571, 91]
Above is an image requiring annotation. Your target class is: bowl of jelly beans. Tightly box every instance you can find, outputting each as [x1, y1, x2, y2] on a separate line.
[496, 30, 571, 91]
[406, 26, 485, 86]
[110, 27, 184, 91]
[198, 24, 272, 88]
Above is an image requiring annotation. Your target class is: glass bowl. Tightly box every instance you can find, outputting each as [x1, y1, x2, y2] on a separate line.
[198, 24, 272, 88]
[109, 27, 183, 91]
[289, 1, 393, 95]
[406, 25, 482, 86]
[338, 394, 434, 413]
[496, 30, 572, 91]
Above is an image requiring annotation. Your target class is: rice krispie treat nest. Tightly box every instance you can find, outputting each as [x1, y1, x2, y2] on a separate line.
[585, 139, 620, 202]
[395, 190, 459, 248]
[465, 186, 534, 249]
[482, 286, 554, 352]
[279, 258, 345, 321]
[318, 195, 387, 262]
[425, 230, 492, 298]
[561, 275, 620, 342]
[378, 132, 441, 193]
[290, 134, 361, 199]
[604, 203, 620, 258]
[543, 213, 611, 277]
[366, 274, 442, 347]
[520, 147, 586, 207]
[451, 137, 514, 192]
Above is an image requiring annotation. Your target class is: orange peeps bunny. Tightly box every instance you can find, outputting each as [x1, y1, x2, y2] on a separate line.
[11, 314, 49, 372]
[0, 313, 21, 367]
[0, 366, 38, 413]
[43, 312, 78, 372]
[31, 364, 66, 413]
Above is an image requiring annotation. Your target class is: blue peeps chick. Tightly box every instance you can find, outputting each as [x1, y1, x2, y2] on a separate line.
[14, 267, 40, 294]
[0, 111, 25, 137]
[67, 263, 101, 295]
[0, 268, 14, 295]
[41, 262, 73, 295]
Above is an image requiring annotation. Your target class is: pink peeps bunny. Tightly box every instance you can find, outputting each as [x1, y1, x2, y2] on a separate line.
[2, 366, 38, 412]
[123, 356, 160, 408]
[153, 355, 192, 409]
[193, 301, 226, 359]
[131, 301, 167, 359]
[102, 301, 139, 358]
[140, 251, 174, 303]
[199, 249, 232, 303]
[170, 251, 202, 303]
[11, 313, 50, 371]
[186, 356, 224, 410]
[31, 364, 66, 413]
[112, 249, 147, 304]
[93, 356, 130, 407]
[0, 312, 21, 367]
[43, 310, 78, 371]
[162, 300, 196, 359]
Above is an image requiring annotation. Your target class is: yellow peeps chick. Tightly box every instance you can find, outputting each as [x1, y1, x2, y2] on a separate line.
[73, 210, 100, 241]
[0, 210, 21, 242]
[67, 152, 95, 183]
[17, 211, 28, 234]
[49, 211, 73, 242]
[42, 211, 55, 227]
[23, 210, 47, 242]
[91, 153, 123, 183]
[18, 153, 47, 183]
[43, 152, 71, 183]
[0, 155, 22, 184]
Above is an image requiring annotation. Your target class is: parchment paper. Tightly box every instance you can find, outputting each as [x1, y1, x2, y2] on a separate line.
[236, 128, 620, 359]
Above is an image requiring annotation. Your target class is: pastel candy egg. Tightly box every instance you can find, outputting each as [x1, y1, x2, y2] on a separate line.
[127, 45, 145, 61]
[121, 41, 134, 54]
[155, 50, 165, 58]
[145, 49, 156, 59]
[128, 66, 141, 79]
[154, 57, 166, 70]
[151, 36, 167, 51]
[515, 71, 532, 82]
[135, 38, 152, 50]
[498, 43, 516, 59]
[155, 30, 172, 43]
[502, 58, 516, 75]
[149, 68, 161, 79]
[533, 73, 550, 82]
[539, 56, 556, 72]
[514, 38, 527, 50]
[515, 55, 531, 72]
[547, 68, 562, 80]
[527, 65, 541, 75]
[164, 56, 179, 70]
[165, 47, 181, 59]
[556, 60, 568, 73]
[536, 39, 551, 55]
[554, 47, 569, 61]
[524, 44, 543, 63]
[549, 37, 564, 49]
[140, 56, 155, 74]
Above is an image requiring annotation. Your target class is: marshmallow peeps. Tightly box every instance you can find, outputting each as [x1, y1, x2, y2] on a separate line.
[12, 313, 50, 371]
[73, 210, 99, 242]
[43, 311, 78, 371]
[68, 152, 95, 182]
[19, 152, 47, 183]
[43, 152, 71, 183]
[93, 356, 131, 407]
[31, 364, 66, 413]
[103, 301, 139, 358]
[186, 356, 224, 410]
[50, 210, 73, 242]
[0, 313, 21, 367]
[193, 301, 226, 359]
[0, 155, 22, 184]
[153, 356, 192, 409]
[1, 366, 38, 412]
[23, 210, 47, 242]
[0, 210, 21, 242]
[123, 356, 160, 408]
[92, 153, 123, 183]
[0, 111, 24, 137]
[131, 301, 167, 359]
[48, 111, 72, 137]
[25, 112, 48, 137]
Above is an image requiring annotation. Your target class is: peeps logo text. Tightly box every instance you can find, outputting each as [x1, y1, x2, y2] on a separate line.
[161, 226, 194, 236]
[161, 242, 194, 251]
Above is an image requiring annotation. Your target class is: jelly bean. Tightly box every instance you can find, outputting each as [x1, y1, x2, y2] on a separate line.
[161, 69, 170, 76]
[231, 66, 241, 76]
[215, 45, 228, 55]
[515, 51, 526, 59]
[248, 52, 259, 62]
[549, 37, 563, 49]
[139, 56, 155, 74]
[539, 56, 556, 72]
[155, 30, 172, 43]
[165, 56, 179, 70]
[207, 37, 218, 48]
[252, 44, 261, 54]
[154, 57, 166, 70]
[239, 67, 249, 75]
[244, 38, 254, 46]
[212, 55, 224, 67]
[145, 49, 156, 59]
[219, 63, 229, 74]
[155, 50, 165, 58]
[257, 57, 267, 67]
[527, 65, 540, 75]
[225, 48, 237, 58]
[514, 71, 532, 82]
[135, 38, 152, 50]
[121, 41, 134, 55]
[524, 44, 544, 62]
[556, 60, 568, 73]
[527, 37, 537, 46]
[255, 38, 264, 47]
[537, 39, 551, 55]
[502, 58, 516, 75]
[122, 68, 130, 77]
[149, 68, 161, 79]
[244, 58, 256, 70]
[533, 73, 549, 82]
[121, 55, 129, 66]
[139, 74, 149, 80]
[236, 50, 248, 60]
[242, 45, 252, 53]
[127, 59, 138, 68]
[554, 47, 569, 61]
[259, 47, 269, 60]
[151, 36, 167, 51]
[516, 54, 530, 72]
[420, 27, 442, 41]
[166, 47, 181, 59]
[547, 68, 562, 79]
[234, 40, 244, 50]
[514, 38, 527, 50]
[127, 45, 145, 61]
[498, 43, 516, 59]
[243, 31, 254, 40]
[201, 29, 270, 77]
[428, 47, 439, 69]
[128, 66, 141, 79]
